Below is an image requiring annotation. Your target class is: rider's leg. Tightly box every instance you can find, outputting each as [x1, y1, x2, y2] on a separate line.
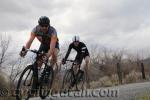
[37, 43, 48, 68]
[83, 56, 90, 88]
[50, 48, 59, 67]
[42, 48, 59, 78]
[75, 54, 85, 82]
[84, 56, 90, 71]
[70, 54, 81, 87]
[73, 53, 81, 74]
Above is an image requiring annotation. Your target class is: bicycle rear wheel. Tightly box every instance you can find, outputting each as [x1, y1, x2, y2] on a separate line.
[61, 69, 74, 92]
[75, 71, 86, 91]
[39, 66, 54, 99]
[16, 65, 34, 100]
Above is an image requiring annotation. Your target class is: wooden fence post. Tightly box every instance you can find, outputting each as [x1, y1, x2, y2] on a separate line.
[116, 62, 122, 84]
[141, 62, 146, 79]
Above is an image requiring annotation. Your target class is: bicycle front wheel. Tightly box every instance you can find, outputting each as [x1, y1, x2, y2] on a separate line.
[16, 65, 34, 100]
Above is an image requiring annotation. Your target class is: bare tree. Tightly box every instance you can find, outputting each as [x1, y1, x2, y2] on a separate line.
[89, 44, 107, 65]
[112, 49, 125, 64]
[0, 34, 10, 68]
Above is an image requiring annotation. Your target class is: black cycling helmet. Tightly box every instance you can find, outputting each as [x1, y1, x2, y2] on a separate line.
[72, 35, 80, 42]
[38, 16, 50, 26]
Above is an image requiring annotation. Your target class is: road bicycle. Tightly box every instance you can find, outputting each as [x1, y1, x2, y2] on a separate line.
[16, 49, 54, 100]
[61, 60, 86, 92]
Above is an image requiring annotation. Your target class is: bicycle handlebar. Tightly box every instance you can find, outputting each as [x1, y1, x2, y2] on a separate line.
[26, 49, 45, 55]
[26, 49, 38, 53]
[66, 60, 74, 62]
[65, 60, 80, 65]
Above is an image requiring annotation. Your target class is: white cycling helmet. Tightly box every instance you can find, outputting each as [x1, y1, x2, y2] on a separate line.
[72, 35, 80, 42]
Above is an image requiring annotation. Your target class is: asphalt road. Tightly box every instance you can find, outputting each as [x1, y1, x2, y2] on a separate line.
[30, 81, 150, 100]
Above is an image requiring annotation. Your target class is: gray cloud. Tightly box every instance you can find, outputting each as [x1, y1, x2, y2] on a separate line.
[64, 0, 150, 35]
[0, 0, 72, 31]
[0, 0, 150, 51]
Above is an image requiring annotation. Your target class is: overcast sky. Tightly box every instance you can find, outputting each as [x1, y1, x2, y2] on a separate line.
[1, 0, 150, 52]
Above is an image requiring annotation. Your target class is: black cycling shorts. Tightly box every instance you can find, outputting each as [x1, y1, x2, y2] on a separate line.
[74, 52, 89, 64]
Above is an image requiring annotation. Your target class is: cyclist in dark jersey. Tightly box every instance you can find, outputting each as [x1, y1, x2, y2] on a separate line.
[20, 16, 59, 69]
[62, 36, 90, 86]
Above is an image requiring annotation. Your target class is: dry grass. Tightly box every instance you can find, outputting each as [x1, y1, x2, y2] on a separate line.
[51, 72, 63, 93]
[89, 70, 147, 89]
[123, 70, 142, 84]
[87, 60, 150, 89]
[90, 74, 119, 88]
[0, 72, 15, 100]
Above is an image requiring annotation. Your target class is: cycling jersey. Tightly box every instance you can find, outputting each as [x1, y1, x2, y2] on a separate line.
[32, 25, 59, 52]
[64, 42, 90, 64]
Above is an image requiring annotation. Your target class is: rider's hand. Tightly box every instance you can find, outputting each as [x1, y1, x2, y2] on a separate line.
[19, 46, 27, 57]
[62, 58, 66, 65]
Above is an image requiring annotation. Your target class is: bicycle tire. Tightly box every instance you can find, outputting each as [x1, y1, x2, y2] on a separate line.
[16, 65, 34, 100]
[75, 72, 86, 91]
[39, 66, 54, 99]
[61, 69, 74, 92]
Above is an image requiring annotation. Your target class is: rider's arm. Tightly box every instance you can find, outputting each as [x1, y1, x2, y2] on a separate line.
[64, 44, 72, 60]
[81, 43, 89, 54]
[25, 32, 36, 49]
[47, 34, 57, 58]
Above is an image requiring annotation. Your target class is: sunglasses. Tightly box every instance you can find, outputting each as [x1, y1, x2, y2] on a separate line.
[40, 24, 49, 27]
[74, 41, 79, 43]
